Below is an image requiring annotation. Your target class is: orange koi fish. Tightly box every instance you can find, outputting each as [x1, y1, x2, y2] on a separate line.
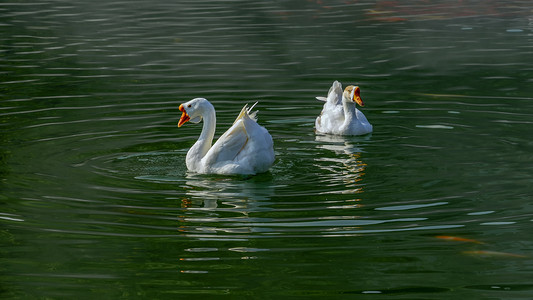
[435, 235, 484, 244]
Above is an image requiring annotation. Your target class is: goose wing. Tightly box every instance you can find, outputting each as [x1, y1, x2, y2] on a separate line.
[203, 104, 254, 165]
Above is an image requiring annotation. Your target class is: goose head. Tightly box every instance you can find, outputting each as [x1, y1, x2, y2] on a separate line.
[178, 98, 211, 127]
[343, 85, 364, 107]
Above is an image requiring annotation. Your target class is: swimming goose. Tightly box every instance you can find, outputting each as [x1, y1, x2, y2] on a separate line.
[315, 81, 372, 136]
[178, 98, 275, 175]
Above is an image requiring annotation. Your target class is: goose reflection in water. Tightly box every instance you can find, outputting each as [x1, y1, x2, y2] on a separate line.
[181, 173, 274, 210]
[314, 134, 369, 194]
[177, 175, 275, 237]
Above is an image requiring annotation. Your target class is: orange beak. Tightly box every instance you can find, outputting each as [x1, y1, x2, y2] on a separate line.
[178, 104, 190, 127]
[353, 87, 364, 107]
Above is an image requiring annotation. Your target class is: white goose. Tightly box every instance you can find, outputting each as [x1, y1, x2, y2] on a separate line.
[315, 81, 372, 136]
[178, 98, 275, 175]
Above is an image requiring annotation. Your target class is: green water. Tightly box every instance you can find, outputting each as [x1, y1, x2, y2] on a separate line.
[2, 0, 533, 298]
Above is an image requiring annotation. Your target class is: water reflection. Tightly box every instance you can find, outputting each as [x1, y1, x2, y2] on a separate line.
[176, 174, 277, 240]
[314, 134, 370, 194]
[181, 173, 274, 209]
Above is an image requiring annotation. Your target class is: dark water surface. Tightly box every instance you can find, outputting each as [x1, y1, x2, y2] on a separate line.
[2, 0, 533, 298]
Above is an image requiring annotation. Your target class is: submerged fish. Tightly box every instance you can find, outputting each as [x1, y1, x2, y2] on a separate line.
[435, 235, 484, 244]
[463, 250, 527, 258]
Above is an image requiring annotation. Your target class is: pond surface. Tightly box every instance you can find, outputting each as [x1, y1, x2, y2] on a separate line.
[1, 0, 533, 298]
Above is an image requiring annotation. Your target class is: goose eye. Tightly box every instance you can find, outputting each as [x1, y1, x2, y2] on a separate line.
[188, 104, 191, 108]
